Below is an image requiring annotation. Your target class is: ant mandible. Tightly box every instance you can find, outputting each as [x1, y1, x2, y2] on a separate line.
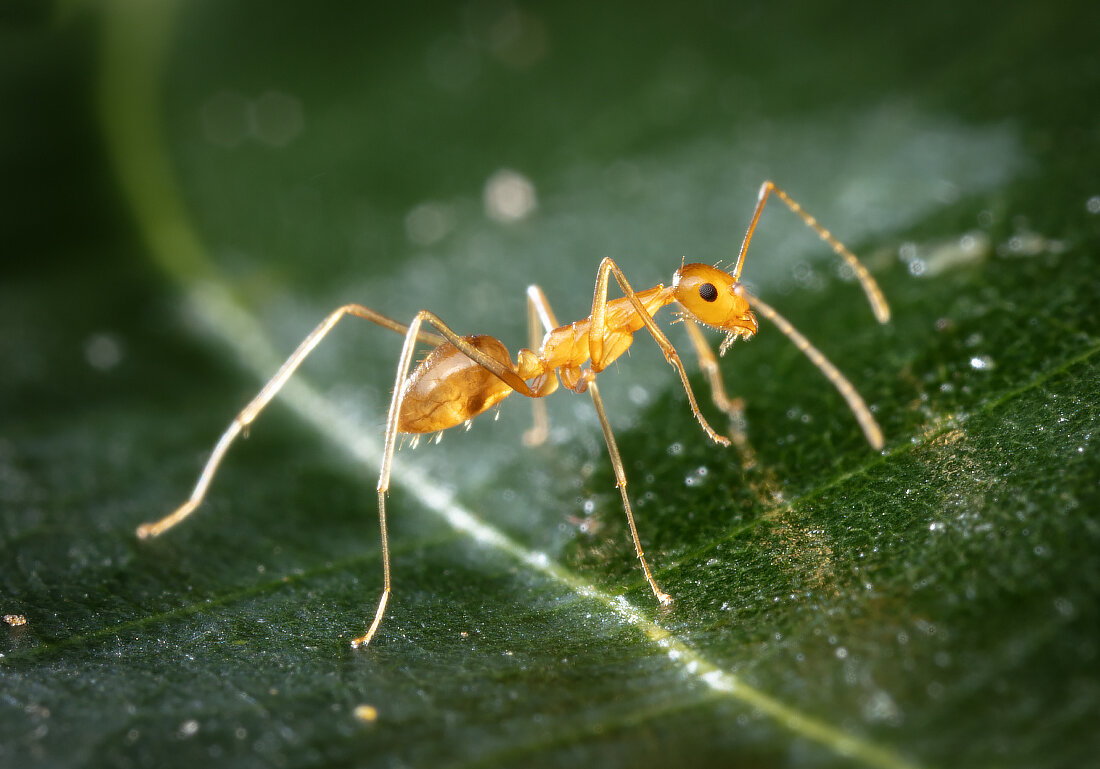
[138, 181, 891, 648]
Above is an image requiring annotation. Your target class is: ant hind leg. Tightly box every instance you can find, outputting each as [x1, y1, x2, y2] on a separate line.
[351, 308, 543, 648]
[137, 303, 443, 539]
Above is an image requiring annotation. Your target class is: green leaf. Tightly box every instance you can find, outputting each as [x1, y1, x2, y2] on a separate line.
[2, 2, 1098, 768]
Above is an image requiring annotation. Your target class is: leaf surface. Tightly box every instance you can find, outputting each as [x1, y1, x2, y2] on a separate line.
[1, 2, 1098, 768]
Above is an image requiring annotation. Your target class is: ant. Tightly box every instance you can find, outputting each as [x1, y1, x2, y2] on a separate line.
[138, 181, 890, 648]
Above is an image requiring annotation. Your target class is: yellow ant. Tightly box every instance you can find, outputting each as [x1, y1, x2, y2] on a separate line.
[138, 181, 890, 648]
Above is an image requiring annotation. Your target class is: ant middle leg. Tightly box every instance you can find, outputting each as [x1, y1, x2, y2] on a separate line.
[522, 285, 559, 447]
[583, 372, 671, 606]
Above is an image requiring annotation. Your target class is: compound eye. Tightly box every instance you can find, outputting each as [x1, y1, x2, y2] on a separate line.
[698, 282, 719, 303]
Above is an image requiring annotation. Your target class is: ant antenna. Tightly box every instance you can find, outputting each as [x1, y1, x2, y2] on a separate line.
[734, 285, 884, 450]
[733, 182, 890, 324]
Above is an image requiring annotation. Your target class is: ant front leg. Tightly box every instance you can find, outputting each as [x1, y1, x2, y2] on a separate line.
[681, 319, 752, 463]
[682, 319, 745, 420]
[589, 257, 730, 447]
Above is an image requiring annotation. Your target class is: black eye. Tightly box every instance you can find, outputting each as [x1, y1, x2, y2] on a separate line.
[698, 282, 719, 302]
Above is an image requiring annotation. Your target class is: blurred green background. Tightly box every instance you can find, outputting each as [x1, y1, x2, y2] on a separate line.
[2, 1, 1099, 767]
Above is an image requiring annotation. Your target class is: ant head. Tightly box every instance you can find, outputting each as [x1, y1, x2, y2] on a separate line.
[672, 263, 758, 350]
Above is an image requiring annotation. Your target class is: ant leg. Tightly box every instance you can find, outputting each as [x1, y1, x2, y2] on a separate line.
[412, 309, 539, 396]
[734, 286, 884, 450]
[522, 285, 559, 446]
[350, 311, 433, 648]
[682, 319, 753, 465]
[682, 319, 744, 419]
[351, 308, 543, 647]
[137, 304, 444, 539]
[589, 257, 731, 447]
[731, 181, 890, 324]
[584, 373, 671, 605]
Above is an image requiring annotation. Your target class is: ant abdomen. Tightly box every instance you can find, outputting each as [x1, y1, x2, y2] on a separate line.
[398, 335, 516, 434]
